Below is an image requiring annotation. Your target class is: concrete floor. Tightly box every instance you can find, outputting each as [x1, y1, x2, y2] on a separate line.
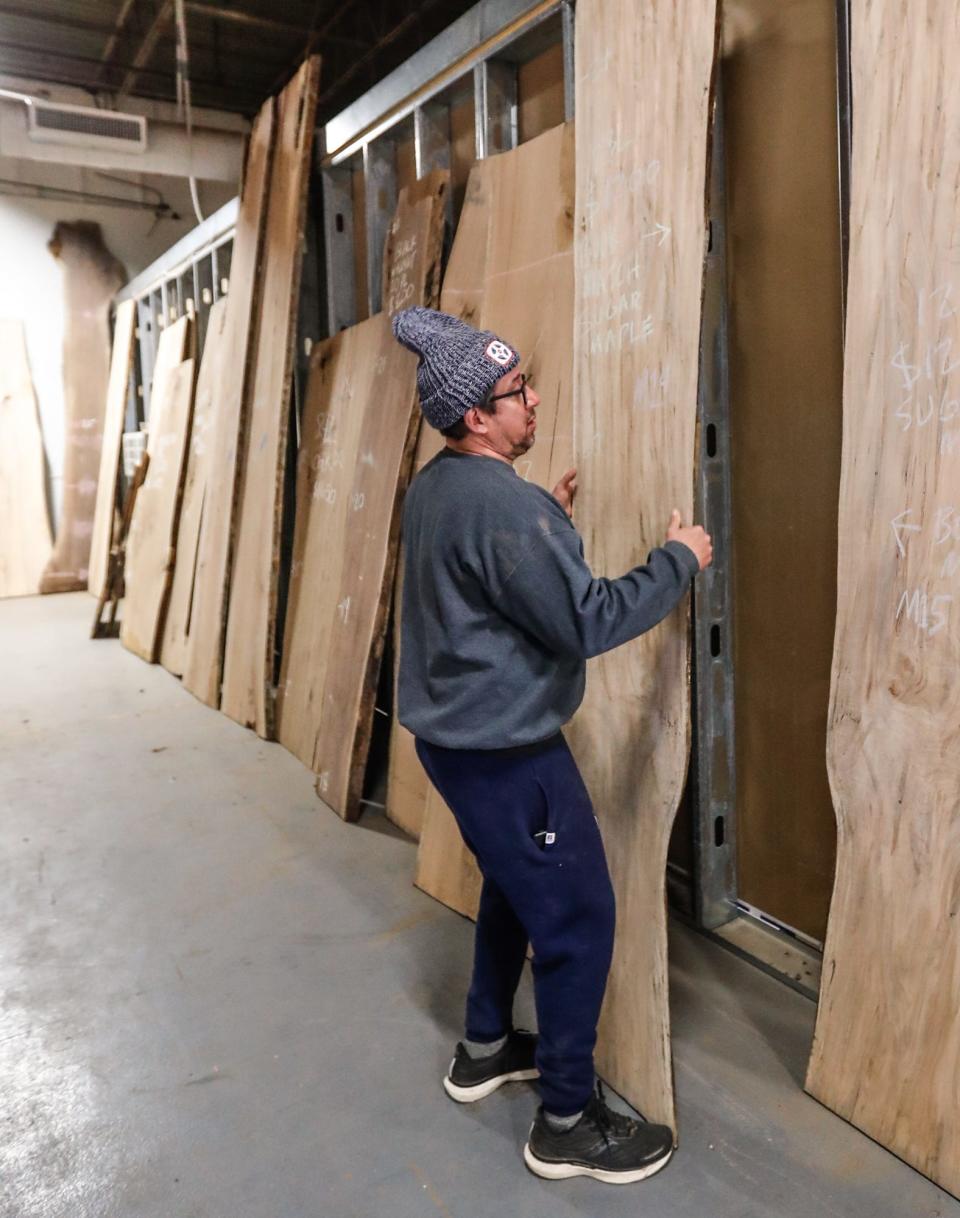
[1, 592, 957, 1218]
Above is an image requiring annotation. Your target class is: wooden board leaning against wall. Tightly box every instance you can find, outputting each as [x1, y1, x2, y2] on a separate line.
[120, 315, 193, 662]
[160, 297, 230, 676]
[88, 300, 137, 603]
[181, 100, 276, 709]
[406, 123, 576, 910]
[0, 320, 52, 598]
[220, 55, 321, 738]
[41, 222, 125, 594]
[723, 0, 844, 942]
[806, 0, 960, 1198]
[571, 0, 718, 1131]
[276, 171, 448, 821]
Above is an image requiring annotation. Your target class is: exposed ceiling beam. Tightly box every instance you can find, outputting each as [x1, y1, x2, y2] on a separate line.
[98, 0, 139, 74]
[267, 0, 366, 94]
[116, 0, 174, 100]
[183, 3, 367, 47]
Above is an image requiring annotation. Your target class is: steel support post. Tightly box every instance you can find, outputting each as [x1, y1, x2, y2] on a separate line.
[321, 163, 357, 335]
[691, 76, 737, 931]
[362, 138, 397, 316]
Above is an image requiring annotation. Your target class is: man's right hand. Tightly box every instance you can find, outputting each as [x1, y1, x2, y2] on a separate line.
[666, 509, 713, 571]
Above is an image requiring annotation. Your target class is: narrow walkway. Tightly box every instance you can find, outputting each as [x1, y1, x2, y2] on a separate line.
[0, 592, 954, 1217]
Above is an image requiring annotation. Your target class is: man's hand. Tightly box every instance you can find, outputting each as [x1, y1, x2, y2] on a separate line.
[551, 468, 578, 517]
[666, 509, 713, 571]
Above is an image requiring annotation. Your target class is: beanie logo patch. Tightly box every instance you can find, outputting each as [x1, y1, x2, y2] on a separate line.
[484, 339, 514, 367]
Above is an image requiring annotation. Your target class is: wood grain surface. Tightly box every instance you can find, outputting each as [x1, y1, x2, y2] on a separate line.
[277, 171, 448, 820]
[88, 299, 136, 602]
[570, 0, 718, 1131]
[805, 0, 960, 1197]
[121, 352, 196, 662]
[221, 56, 321, 737]
[160, 297, 229, 676]
[411, 123, 576, 903]
[181, 100, 277, 709]
[41, 222, 125, 593]
[0, 320, 52, 598]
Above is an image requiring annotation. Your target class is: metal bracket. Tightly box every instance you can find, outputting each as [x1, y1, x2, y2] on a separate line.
[321, 164, 357, 333]
[474, 59, 518, 158]
[362, 139, 398, 316]
[691, 72, 737, 931]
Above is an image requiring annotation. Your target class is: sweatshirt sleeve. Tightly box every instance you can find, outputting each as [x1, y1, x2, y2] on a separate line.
[493, 528, 700, 660]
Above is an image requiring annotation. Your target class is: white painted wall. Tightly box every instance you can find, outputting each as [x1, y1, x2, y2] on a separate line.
[0, 76, 241, 524]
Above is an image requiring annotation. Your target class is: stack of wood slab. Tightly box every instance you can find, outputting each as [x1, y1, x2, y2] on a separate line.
[0, 320, 52, 598]
[121, 316, 194, 660]
[88, 300, 137, 604]
[220, 57, 321, 736]
[806, 0, 960, 1198]
[276, 169, 448, 819]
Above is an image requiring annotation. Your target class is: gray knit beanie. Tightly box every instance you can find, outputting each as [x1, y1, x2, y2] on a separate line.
[392, 306, 521, 431]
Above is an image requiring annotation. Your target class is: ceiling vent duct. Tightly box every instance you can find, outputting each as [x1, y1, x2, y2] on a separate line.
[27, 101, 147, 153]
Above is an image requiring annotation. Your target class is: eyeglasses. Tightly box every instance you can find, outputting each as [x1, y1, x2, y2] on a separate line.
[485, 373, 530, 408]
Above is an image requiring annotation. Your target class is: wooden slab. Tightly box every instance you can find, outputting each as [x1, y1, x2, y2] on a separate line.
[41, 222, 125, 593]
[0, 320, 52, 597]
[181, 100, 277, 709]
[119, 317, 192, 661]
[276, 170, 448, 820]
[221, 56, 321, 737]
[569, 1, 717, 1131]
[805, 1, 960, 1196]
[160, 297, 230, 676]
[88, 299, 136, 602]
[411, 124, 576, 896]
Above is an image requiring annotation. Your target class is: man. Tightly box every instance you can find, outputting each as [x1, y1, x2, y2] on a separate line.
[393, 306, 712, 1184]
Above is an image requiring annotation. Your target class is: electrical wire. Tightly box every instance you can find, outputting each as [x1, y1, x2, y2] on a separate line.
[173, 0, 204, 224]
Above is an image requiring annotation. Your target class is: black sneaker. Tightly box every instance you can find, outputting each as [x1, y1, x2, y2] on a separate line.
[443, 1030, 539, 1103]
[524, 1083, 674, 1184]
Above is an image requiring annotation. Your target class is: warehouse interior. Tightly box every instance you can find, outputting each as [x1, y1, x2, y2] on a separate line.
[1, 0, 957, 1213]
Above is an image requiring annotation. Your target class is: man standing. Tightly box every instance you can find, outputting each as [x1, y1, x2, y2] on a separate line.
[393, 306, 712, 1184]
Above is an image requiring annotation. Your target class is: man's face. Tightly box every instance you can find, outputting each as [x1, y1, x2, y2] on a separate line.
[469, 367, 541, 460]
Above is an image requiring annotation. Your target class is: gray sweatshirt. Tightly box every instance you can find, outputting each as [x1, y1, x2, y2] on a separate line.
[398, 447, 700, 750]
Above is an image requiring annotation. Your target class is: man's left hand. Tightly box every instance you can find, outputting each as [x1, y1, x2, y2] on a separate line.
[552, 468, 578, 517]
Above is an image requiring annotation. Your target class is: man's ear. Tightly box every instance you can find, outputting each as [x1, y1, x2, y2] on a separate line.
[463, 406, 489, 435]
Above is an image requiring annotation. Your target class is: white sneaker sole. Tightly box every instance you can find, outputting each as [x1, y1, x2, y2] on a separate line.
[522, 1142, 673, 1184]
[443, 1067, 539, 1104]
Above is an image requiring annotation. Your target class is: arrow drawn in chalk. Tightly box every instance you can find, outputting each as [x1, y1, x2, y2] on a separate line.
[642, 223, 671, 246]
[891, 509, 922, 558]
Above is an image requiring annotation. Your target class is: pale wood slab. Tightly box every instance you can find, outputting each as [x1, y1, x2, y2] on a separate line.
[384, 160, 500, 838]
[0, 319, 52, 597]
[569, 1, 718, 1131]
[119, 316, 192, 661]
[181, 101, 277, 709]
[41, 222, 125, 593]
[277, 171, 448, 820]
[412, 123, 576, 901]
[806, 1, 960, 1197]
[88, 299, 136, 601]
[160, 298, 230, 676]
[221, 56, 321, 737]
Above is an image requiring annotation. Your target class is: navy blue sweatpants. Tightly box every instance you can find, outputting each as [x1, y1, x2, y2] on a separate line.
[415, 733, 616, 1116]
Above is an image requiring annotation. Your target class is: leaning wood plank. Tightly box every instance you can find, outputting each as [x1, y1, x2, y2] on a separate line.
[384, 159, 501, 838]
[0, 320, 52, 597]
[277, 170, 448, 820]
[221, 55, 321, 737]
[413, 124, 577, 900]
[806, 1, 960, 1196]
[160, 298, 229, 677]
[88, 299, 136, 602]
[41, 222, 125, 593]
[119, 316, 192, 661]
[181, 100, 277, 708]
[569, 2, 717, 1131]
